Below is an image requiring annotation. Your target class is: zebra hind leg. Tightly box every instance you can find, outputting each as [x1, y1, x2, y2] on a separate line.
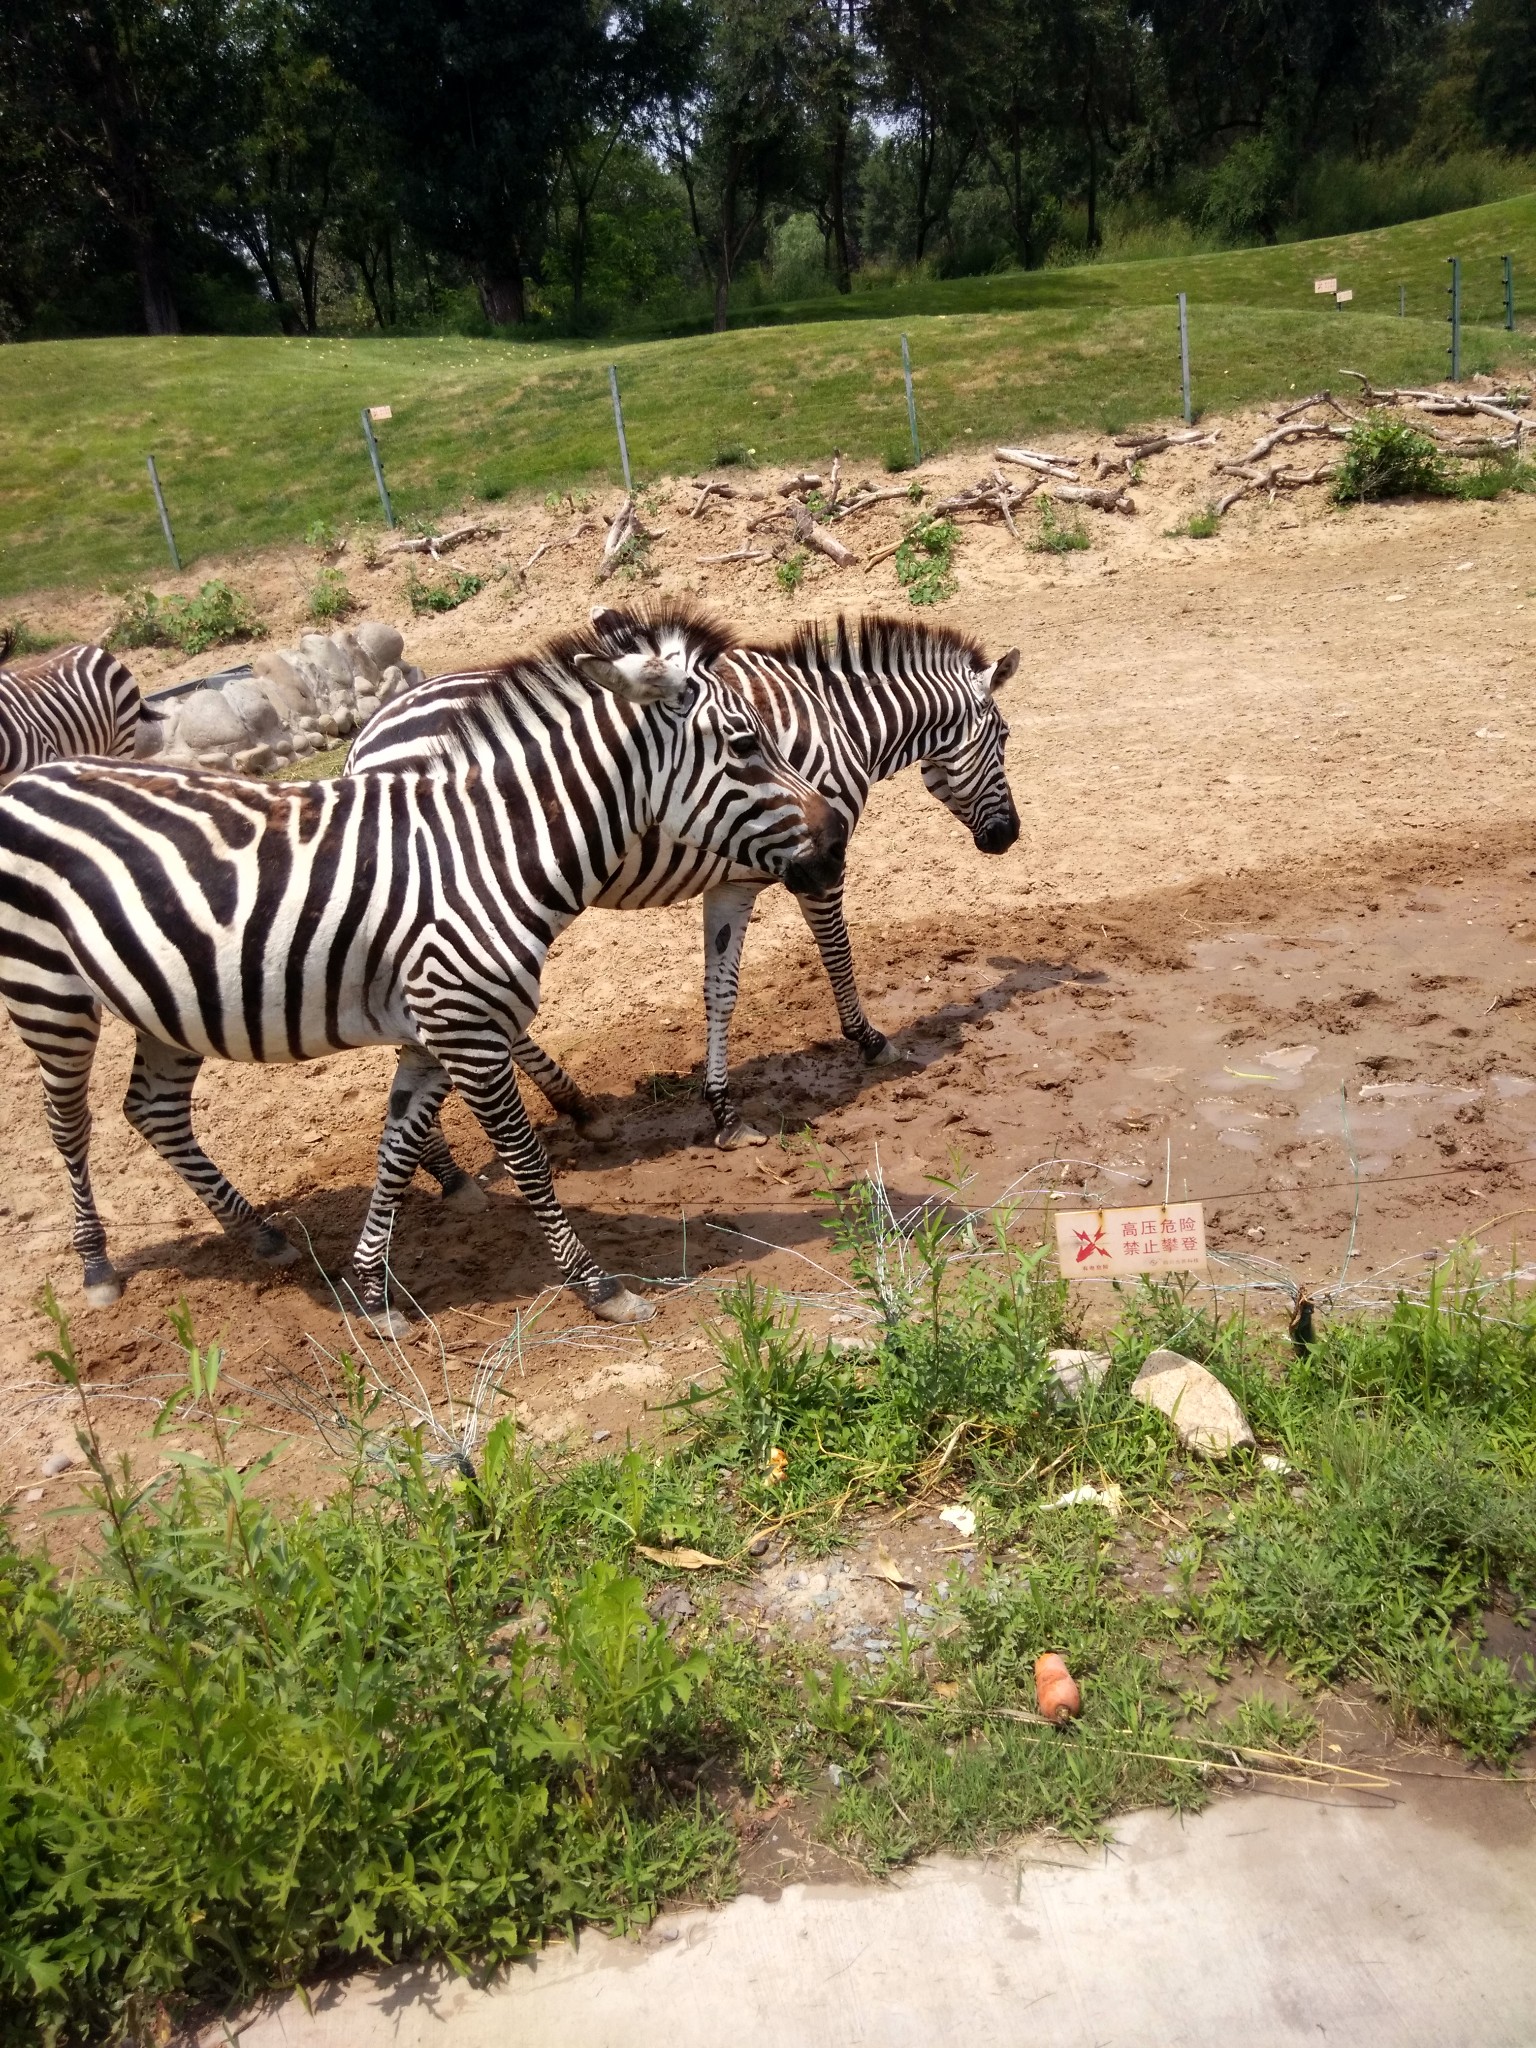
[25, 1004, 122, 1306]
[417, 1039, 610, 1203]
[423, 1026, 653, 1325]
[700, 883, 769, 1149]
[794, 886, 902, 1066]
[351, 1047, 457, 1338]
[417, 1119, 490, 1212]
[123, 1034, 298, 1267]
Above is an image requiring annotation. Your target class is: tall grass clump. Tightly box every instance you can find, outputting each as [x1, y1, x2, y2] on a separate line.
[2, 1293, 714, 2045]
[1332, 415, 1451, 503]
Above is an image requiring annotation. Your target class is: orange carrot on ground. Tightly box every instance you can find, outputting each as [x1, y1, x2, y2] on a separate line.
[1034, 1653, 1082, 1724]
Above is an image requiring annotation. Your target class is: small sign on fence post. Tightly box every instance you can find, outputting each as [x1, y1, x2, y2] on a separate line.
[1177, 293, 1192, 425]
[1447, 256, 1462, 383]
[900, 333, 921, 466]
[1054, 1201, 1209, 1282]
[608, 365, 633, 496]
[360, 407, 396, 529]
[1313, 276, 1337, 296]
[145, 455, 181, 571]
[1335, 289, 1353, 308]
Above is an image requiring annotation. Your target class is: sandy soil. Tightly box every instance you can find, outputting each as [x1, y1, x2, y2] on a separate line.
[5, 410, 1536, 1512]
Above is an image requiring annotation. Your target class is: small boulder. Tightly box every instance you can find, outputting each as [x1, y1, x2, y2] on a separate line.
[355, 620, 405, 671]
[252, 650, 316, 717]
[355, 693, 380, 724]
[178, 689, 248, 751]
[299, 634, 354, 686]
[197, 750, 233, 771]
[334, 630, 381, 688]
[378, 663, 406, 702]
[133, 710, 167, 758]
[232, 744, 275, 774]
[1131, 1349, 1253, 1458]
[402, 663, 426, 691]
[318, 714, 340, 738]
[223, 679, 283, 742]
[1047, 1348, 1111, 1403]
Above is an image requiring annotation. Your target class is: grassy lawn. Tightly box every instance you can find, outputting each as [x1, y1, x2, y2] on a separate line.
[5, 1185, 1534, 2042]
[4, 189, 1536, 601]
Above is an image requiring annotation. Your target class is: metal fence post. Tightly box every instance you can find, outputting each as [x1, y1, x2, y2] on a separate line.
[360, 408, 395, 529]
[608, 365, 633, 495]
[145, 455, 181, 571]
[1177, 293, 1192, 424]
[1447, 257, 1461, 383]
[1504, 254, 1515, 332]
[900, 333, 921, 465]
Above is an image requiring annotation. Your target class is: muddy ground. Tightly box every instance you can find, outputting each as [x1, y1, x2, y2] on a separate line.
[4, 408, 1536, 1514]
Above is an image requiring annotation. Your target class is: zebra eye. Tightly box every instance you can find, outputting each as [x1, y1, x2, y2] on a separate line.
[729, 730, 759, 758]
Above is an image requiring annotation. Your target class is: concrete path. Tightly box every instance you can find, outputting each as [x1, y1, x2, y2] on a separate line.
[227, 1774, 1536, 2048]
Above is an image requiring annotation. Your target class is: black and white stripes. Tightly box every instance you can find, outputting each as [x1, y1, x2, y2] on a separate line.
[0, 608, 843, 1329]
[0, 634, 148, 779]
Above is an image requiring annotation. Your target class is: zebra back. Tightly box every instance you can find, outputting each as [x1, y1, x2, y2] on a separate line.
[0, 642, 145, 778]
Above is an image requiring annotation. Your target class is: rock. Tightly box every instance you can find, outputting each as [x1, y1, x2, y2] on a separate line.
[402, 664, 426, 691]
[286, 652, 332, 701]
[299, 634, 354, 686]
[223, 678, 284, 741]
[1131, 1348, 1253, 1458]
[355, 620, 405, 671]
[747, 1534, 770, 1558]
[334, 629, 381, 688]
[378, 663, 406, 702]
[232, 744, 275, 774]
[1047, 1348, 1112, 1402]
[41, 1447, 79, 1477]
[197, 750, 233, 771]
[318, 714, 340, 738]
[355, 693, 380, 724]
[133, 711, 166, 757]
[253, 650, 317, 715]
[178, 688, 248, 751]
[293, 737, 319, 758]
[331, 706, 355, 736]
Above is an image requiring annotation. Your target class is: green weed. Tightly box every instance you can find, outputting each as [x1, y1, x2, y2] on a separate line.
[895, 515, 958, 604]
[1030, 497, 1092, 553]
[111, 578, 264, 657]
[1455, 454, 1536, 500]
[1168, 505, 1221, 538]
[882, 444, 915, 474]
[307, 565, 354, 623]
[405, 567, 484, 615]
[0, 619, 61, 657]
[1332, 414, 1451, 502]
[775, 548, 808, 595]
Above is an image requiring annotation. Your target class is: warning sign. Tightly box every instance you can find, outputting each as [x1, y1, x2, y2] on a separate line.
[1336, 289, 1353, 304]
[1313, 277, 1338, 294]
[368, 405, 393, 421]
[1054, 1202, 1209, 1281]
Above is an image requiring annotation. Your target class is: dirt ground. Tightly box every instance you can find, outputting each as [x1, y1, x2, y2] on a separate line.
[6, 407, 1536, 1512]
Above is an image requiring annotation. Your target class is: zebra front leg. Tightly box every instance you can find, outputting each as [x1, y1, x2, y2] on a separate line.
[426, 1029, 653, 1324]
[417, 1035, 612, 1203]
[123, 1035, 298, 1268]
[794, 885, 900, 1065]
[701, 882, 770, 1148]
[351, 1047, 456, 1337]
[24, 1004, 121, 1306]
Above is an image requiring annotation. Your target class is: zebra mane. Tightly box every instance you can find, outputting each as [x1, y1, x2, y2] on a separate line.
[773, 613, 988, 681]
[0, 628, 13, 667]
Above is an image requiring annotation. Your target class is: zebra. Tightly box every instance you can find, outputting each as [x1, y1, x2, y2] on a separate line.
[0, 607, 845, 1334]
[349, 608, 1019, 1168]
[0, 631, 153, 779]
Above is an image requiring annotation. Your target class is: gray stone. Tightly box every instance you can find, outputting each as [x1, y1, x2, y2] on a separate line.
[133, 711, 166, 757]
[252, 650, 316, 715]
[355, 693, 380, 724]
[299, 634, 354, 685]
[1047, 1348, 1112, 1403]
[378, 663, 406, 702]
[293, 737, 319, 758]
[355, 620, 405, 671]
[41, 1447, 80, 1477]
[197, 750, 233, 771]
[402, 663, 426, 691]
[1131, 1348, 1253, 1458]
[223, 678, 283, 741]
[318, 714, 340, 738]
[335, 630, 381, 688]
[232, 744, 275, 774]
[178, 689, 248, 751]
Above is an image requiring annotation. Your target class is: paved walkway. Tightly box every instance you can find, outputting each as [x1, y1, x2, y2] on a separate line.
[225, 1773, 1536, 2048]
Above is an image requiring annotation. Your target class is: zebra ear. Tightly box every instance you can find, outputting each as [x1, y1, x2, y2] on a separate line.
[589, 606, 629, 641]
[984, 648, 1020, 693]
[571, 650, 688, 705]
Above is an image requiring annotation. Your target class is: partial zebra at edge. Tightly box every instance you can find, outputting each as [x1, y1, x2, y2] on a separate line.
[0, 641, 146, 778]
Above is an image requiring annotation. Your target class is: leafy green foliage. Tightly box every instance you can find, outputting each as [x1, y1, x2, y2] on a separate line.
[404, 567, 483, 615]
[308, 565, 354, 622]
[1332, 415, 1452, 503]
[774, 547, 808, 593]
[882, 444, 915, 474]
[895, 514, 958, 603]
[1029, 497, 1091, 553]
[110, 579, 264, 656]
[1169, 505, 1221, 538]
[0, 619, 59, 658]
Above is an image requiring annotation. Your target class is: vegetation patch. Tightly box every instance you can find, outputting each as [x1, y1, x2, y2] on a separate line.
[110, 579, 264, 658]
[1332, 415, 1452, 503]
[1168, 505, 1221, 539]
[774, 548, 808, 595]
[404, 567, 484, 615]
[895, 515, 959, 604]
[307, 565, 355, 623]
[1029, 498, 1092, 553]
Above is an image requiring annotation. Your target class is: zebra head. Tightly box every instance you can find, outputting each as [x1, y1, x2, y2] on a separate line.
[579, 604, 847, 895]
[913, 634, 1021, 855]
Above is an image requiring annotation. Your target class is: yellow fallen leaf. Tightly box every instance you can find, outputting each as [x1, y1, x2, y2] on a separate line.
[867, 1545, 917, 1590]
[636, 1544, 727, 1571]
[933, 1681, 959, 1700]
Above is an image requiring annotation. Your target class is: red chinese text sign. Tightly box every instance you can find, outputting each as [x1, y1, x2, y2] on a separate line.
[1054, 1202, 1209, 1281]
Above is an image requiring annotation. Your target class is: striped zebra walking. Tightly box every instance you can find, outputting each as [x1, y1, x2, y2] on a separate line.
[351, 608, 1019, 1161]
[0, 631, 152, 778]
[0, 608, 844, 1331]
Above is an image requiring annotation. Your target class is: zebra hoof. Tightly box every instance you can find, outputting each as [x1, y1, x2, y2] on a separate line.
[253, 1226, 300, 1266]
[363, 1305, 413, 1341]
[574, 1112, 616, 1143]
[865, 1037, 904, 1066]
[714, 1123, 768, 1150]
[588, 1285, 655, 1325]
[83, 1270, 124, 1309]
[440, 1171, 490, 1214]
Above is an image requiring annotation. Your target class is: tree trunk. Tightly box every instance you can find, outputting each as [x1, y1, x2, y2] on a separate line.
[713, 272, 729, 332]
[129, 217, 179, 335]
[829, 120, 852, 293]
[478, 271, 526, 325]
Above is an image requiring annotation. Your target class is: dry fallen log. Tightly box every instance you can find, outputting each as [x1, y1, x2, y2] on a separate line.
[995, 445, 1080, 479]
[696, 548, 773, 565]
[1220, 421, 1348, 470]
[931, 476, 1034, 534]
[831, 485, 921, 522]
[828, 452, 842, 509]
[597, 498, 664, 581]
[777, 472, 824, 496]
[690, 480, 738, 517]
[1113, 427, 1221, 455]
[1215, 461, 1338, 515]
[1046, 482, 1135, 513]
[521, 535, 578, 575]
[382, 521, 500, 558]
[1428, 430, 1521, 457]
[790, 502, 858, 566]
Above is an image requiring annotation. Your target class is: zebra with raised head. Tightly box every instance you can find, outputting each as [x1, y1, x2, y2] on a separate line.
[351, 608, 1019, 1161]
[0, 606, 844, 1333]
[0, 631, 152, 779]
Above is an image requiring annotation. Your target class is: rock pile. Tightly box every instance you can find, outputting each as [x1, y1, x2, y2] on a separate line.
[139, 623, 425, 773]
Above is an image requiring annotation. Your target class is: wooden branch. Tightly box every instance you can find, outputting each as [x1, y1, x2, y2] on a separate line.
[995, 445, 1080, 479]
[1222, 421, 1348, 469]
[790, 502, 858, 567]
[690, 480, 737, 517]
[696, 548, 772, 565]
[597, 498, 657, 581]
[777, 472, 823, 496]
[827, 452, 842, 510]
[1215, 461, 1338, 514]
[521, 536, 576, 575]
[382, 521, 500, 558]
[1428, 431, 1521, 457]
[864, 538, 906, 572]
[830, 485, 920, 522]
[1113, 427, 1221, 455]
[1046, 482, 1135, 513]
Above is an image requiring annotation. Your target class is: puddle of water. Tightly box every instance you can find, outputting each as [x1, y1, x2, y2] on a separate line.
[1261, 1045, 1319, 1073]
[1357, 1083, 1479, 1105]
[1490, 1074, 1536, 1099]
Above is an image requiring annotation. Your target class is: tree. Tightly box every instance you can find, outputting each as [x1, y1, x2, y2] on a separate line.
[867, 0, 988, 263]
[1469, 0, 1536, 152]
[791, 0, 868, 293]
[975, 0, 1067, 268]
[660, 0, 806, 330]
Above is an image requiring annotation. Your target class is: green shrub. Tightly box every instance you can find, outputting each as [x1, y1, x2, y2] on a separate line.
[713, 443, 751, 467]
[775, 548, 808, 594]
[1029, 497, 1091, 553]
[895, 514, 958, 604]
[1170, 505, 1221, 539]
[1331, 415, 1451, 504]
[1455, 455, 1536, 502]
[405, 568, 484, 615]
[0, 619, 60, 659]
[111, 579, 264, 657]
[308, 565, 355, 623]
[882, 444, 914, 474]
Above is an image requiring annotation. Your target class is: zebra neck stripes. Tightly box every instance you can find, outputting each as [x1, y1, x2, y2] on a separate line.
[0, 641, 146, 780]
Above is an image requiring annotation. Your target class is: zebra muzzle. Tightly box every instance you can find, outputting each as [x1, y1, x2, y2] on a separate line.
[782, 808, 848, 896]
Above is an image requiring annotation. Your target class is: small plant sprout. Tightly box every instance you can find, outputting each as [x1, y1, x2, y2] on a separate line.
[895, 514, 958, 604]
[775, 548, 809, 594]
[405, 567, 484, 615]
[308, 565, 354, 622]
[1029, 498, 1091, 554]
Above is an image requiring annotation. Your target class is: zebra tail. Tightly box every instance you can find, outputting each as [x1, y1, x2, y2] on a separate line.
[0, 628, 12, 666]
